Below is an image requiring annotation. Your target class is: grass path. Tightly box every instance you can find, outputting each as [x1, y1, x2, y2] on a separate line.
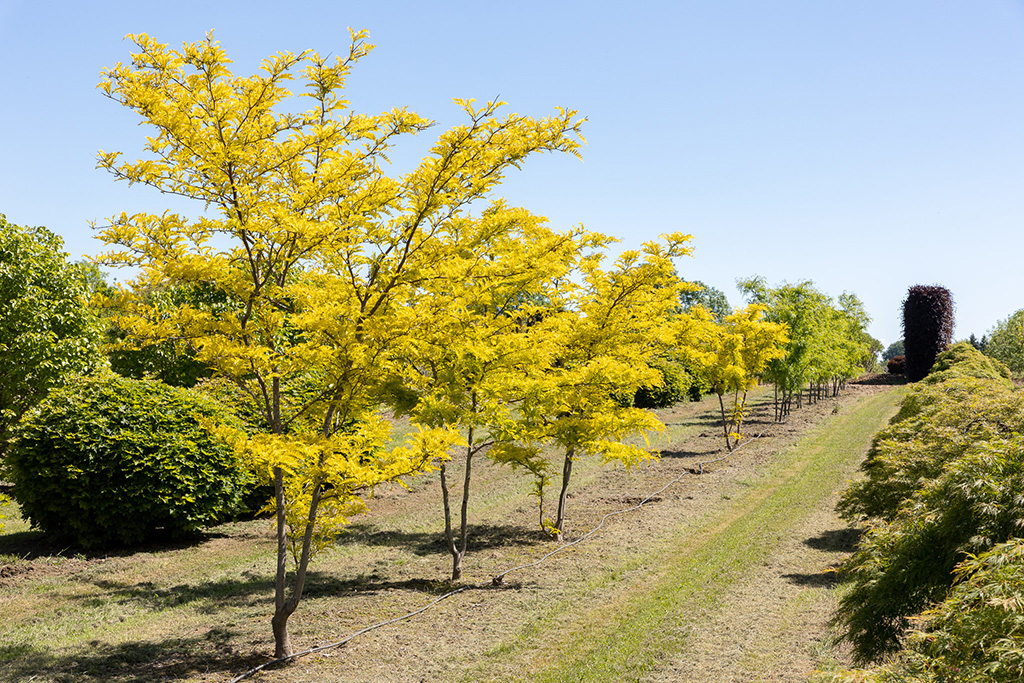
[460, 388, 901, 682]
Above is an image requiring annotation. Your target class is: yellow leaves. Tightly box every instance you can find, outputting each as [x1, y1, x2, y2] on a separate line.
[229, 416, 459, 565]
[703, 304, 789, 396]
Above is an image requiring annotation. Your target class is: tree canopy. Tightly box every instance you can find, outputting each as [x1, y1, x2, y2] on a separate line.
[738, 276, 878, 420]
[94, 29, 624, 657]
[0, 215, 101, 466]
[984, 309, 1024, 375]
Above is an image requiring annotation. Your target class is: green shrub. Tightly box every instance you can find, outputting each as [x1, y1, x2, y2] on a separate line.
[632, 354, 700, 408]
[836, 436, 1024, 662]
[835, 340, 1024, 663]
[10, 374, 253, 548]
[921, 340, 1012, 387]
[905, 539, 1024, 681]
[818, 540, 1024, 682]
[838, 376, 1023, 522]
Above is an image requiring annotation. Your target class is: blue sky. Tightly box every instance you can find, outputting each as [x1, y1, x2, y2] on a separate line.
[2, 1, 1023, 346]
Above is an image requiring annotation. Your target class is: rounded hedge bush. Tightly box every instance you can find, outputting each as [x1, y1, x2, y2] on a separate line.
[10, 374, 253, 548]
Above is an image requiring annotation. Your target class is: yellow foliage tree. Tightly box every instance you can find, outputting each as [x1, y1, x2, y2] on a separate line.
[703, 305, 788, 451]
[387, 207, 605, 579]
[521, 234, 695, 541]
[96, 30, 586, 657]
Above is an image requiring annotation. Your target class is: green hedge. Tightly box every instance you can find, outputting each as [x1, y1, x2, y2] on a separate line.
[10, 374, 253, 548]
[833, 342, 1024, 665]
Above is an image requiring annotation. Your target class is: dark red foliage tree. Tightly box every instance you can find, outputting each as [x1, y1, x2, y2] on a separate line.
[902, 286, 954, 382]
[886, 355, 906, 375]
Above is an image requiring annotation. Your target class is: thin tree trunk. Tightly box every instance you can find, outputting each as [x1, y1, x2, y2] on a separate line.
[439, 461, 460, 579]
[554, 446, 575, 542]
[456, 426, 476, 580]
[271, 398, 332, 657]
[272, 466, 291, 657]
[272, 483, 322, 657]
[718, 393, 733, 451]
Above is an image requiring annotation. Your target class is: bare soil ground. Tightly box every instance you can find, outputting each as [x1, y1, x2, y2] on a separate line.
[0, 377, 901, 683]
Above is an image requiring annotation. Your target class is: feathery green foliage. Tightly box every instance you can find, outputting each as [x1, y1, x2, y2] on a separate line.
[833, 342, 1024, 665]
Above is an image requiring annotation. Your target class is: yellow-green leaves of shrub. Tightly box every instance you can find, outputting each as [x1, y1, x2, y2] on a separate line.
[832, 342, 1024, 665]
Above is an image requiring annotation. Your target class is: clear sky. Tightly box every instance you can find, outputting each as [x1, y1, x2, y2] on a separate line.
[2, 1, 1023, 346]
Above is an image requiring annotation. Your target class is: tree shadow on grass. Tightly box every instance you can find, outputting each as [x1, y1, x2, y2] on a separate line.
[0, 629, 264, 683]
[802, 527, 863, 553]
[781, 528, 864, 588]
[782, 566, 842, 588]
[343, 521, 547, 556]
[79, 565, 473, 617]
[662, 411, 725, 429]
[657, 448, 707, 460]
[0, 527, 230, 562]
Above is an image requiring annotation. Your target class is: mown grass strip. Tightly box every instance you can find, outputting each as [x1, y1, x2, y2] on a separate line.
[490, 389, 901, 683]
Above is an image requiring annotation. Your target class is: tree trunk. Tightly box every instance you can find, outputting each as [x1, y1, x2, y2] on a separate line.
[272, 477, 322, 658]
[457, 427, 475, 578]
[270, 390, 328, 659]
[554, 446, 575, 542]
[439, 461, 462, 580]
[718, 393, 733, 451]
[272, 465, 291, 657]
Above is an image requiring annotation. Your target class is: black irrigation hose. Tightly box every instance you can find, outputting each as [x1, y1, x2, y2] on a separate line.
[228, 413, 784, 683]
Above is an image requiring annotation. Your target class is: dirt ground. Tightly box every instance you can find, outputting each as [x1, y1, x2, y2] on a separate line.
[0, 377, 901, 683]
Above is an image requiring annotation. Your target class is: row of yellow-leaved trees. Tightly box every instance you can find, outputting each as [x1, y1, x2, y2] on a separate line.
[78, 31, 876, 658]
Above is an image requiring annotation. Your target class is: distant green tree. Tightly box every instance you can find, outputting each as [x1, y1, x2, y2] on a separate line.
[967, 333, 988, 352]
[738, 278, 877, 419]
[679, 279, 731, 321]
[84, 265, 214, 388]
[985, 310, 1024, 375]
[0, 215, 101, 467]
[882, 340, 904, 362]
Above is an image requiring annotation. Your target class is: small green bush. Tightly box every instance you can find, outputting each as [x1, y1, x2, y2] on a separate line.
[10, 374, 253, 548]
